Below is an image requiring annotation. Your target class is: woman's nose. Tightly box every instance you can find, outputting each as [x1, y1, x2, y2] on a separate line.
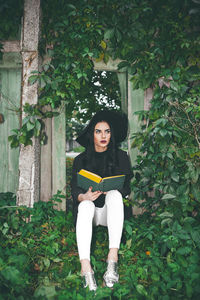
[102, 131, 106, 138]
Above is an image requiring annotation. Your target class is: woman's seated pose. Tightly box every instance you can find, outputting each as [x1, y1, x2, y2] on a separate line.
[71, 110, 133, 291]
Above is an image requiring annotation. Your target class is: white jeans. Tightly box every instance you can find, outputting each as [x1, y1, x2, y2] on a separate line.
[76, 190, 124, 261]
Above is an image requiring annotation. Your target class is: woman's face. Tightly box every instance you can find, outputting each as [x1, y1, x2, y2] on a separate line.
[94, 121, 111, 152]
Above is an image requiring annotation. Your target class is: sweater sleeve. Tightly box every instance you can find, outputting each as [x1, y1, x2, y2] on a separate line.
[117, 150, 133, 198]
[70, 154, 85, 205]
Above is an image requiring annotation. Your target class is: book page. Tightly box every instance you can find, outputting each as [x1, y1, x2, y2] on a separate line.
[103, 174, 125, 180]
[78, 169, 102, 183]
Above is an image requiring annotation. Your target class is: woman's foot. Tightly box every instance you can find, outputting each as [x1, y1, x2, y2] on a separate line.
[82, 271, 97, 291]
[103, 260, 119, 288]
[80, 259, 97, 291]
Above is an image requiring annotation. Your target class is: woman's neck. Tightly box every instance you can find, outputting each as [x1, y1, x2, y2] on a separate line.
[94, 146, 108, 153]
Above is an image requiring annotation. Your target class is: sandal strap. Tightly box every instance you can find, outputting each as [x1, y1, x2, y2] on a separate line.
[82, 271, 97, 291]
[103, 261, 119, 287]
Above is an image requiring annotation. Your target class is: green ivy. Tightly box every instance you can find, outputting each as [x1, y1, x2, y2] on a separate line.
[1, 192, 200, 299]
[0, 0, 23, 40]
[2, 0, 199, 147]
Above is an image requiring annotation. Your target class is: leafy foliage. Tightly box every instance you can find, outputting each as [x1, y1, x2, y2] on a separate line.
[8, 103, 59, 147]
[1, 192, 200, 299]
[0, 0, 23, 60]
[66, 71, 121, 141]
[66, 157, 74, 211]
[1, 2, 200, 298]
[3, 0, 200, 147]
[0, 0, 23, 40]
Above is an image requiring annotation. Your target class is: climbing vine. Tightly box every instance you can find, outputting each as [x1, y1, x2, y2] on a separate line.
[0, 0, 24, 58]
[1, 0, 199, 147]
[1, 1, 200, 297]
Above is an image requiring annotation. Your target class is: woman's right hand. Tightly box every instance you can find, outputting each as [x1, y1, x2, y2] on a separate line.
[78, 187, 102, 202]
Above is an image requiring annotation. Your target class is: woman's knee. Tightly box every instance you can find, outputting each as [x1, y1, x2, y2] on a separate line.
[78, 200, 95, 215]
[105, 190, 123, 206]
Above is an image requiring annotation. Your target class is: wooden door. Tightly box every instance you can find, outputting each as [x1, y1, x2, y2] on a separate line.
[0, 67, 21, 193]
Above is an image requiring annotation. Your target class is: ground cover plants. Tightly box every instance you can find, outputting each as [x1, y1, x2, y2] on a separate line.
[1, 1, 200, 299]
[1, 188, 200, 299]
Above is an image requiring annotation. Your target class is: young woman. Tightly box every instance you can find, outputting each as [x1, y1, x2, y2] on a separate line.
[71, 110, 133, 291]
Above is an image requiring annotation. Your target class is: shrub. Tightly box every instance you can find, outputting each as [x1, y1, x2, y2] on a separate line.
[66, 157, 74, 211]
[0, 192, 200, 299]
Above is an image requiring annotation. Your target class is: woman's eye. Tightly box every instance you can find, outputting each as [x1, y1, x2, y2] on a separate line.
[95, 130, 101, 134]
[105, 130, 111, 134]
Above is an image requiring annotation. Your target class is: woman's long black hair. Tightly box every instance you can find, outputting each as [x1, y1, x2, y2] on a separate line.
[83, 120, 119, 177]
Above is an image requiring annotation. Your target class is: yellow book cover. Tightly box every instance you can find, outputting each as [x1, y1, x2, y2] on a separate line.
[77, 169, 125, 192]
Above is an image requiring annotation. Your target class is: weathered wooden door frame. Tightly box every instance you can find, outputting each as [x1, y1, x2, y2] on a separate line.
[0, 49, 22, 194]
[93, 58, 151, 165]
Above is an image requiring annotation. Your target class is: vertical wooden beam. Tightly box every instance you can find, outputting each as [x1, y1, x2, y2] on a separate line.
[40, 115, 52, 202]
[52, 106, 66, 210]
[117, 72, 128, 114]
[17, 0, 41, 207]
[0, 70, 9, 192]
[127, 77, 144, 165]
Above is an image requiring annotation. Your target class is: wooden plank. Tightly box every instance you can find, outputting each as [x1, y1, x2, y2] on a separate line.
[128, 77, 144, 165]
[0, 52, 22, 69]
[52, 105, 66, 210]
[2, 41, 21, 53]
[0, 67, 21, 193]
[93, 58, 121, 72]
[40, 114, 52, 202]
[7, 69, 20, 192]
[0, 70, 9, 192]
[117, 72, 128, 114]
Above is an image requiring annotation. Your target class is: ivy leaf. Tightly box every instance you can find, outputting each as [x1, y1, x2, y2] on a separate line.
[159, 212, 173, 218]
[26, 121, 35, 131]
[162, 194, 176, 200]
[171, 173, 180, 182]
[117, 61, 130, 71]
[136, 284, 148, 296]
[176, 247, 191, 255]
[1, 266, 23, 285]
[34, 120, 41, 137]
[104, 28, 115, 40]
[34, 285, 56, 298]
[28, 75, 38, 85]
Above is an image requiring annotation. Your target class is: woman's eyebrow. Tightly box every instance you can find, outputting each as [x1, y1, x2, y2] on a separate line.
[95, 127, 110, 130]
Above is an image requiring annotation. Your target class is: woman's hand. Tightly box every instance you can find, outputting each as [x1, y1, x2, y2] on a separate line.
[78, 187, 103, 202]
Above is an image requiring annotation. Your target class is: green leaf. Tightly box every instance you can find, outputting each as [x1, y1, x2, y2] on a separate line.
[191, 231, 200, 244]
[125, 224, 133, 236]
[1, 266, 23, 285]
[43, 258, 50, 268]
[104, 28, 115, 40]
[171, 173, 179, 182]
[34, 120, 41, 137]
[162, 194, 176, 200]
[136, 284, 148, 296]
[26, 121, 35, 131]
[159, 212, 173, 218]
[28, 75, 38, 85]
[161, 218, 173, 226]
[34, 285, 56, 298]
[117, 61, 130, 70]
[176, 247, 191, 255]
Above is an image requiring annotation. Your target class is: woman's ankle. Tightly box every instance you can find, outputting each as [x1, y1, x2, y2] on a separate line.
[107, 248, 118, 262]
[80, 259, 93, 274]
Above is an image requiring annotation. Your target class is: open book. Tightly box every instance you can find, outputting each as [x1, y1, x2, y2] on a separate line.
[77, 169, 125, 192]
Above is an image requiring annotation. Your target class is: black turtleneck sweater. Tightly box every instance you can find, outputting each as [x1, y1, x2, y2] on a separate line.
[71, 148, 133, 224]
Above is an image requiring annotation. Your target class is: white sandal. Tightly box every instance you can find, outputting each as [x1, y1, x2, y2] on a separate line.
[82, 271, 97, 291]
[103, 260, 119, 288]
